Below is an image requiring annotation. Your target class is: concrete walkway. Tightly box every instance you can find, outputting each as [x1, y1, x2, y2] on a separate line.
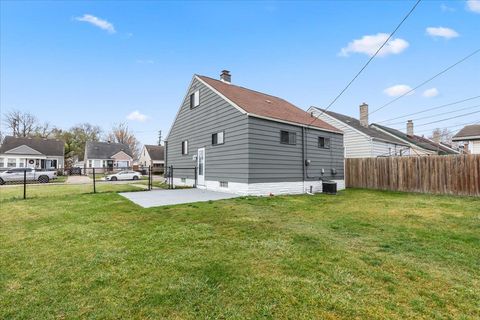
[120, 188, 240, 208]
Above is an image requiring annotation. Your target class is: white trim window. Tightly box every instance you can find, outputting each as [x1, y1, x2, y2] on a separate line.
[318, 137, 330, 149]
[181, 140, 189, 155]
[7, 158, 17, 168]
[280, 130, 296, 145]
[190, 90, 200, 109]
[212, 131, 224, 145]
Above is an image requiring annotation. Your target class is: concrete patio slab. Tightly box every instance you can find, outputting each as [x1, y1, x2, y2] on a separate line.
[119, 188, 240, 208]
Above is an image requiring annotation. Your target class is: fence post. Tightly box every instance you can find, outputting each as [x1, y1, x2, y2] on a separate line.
[23, 169, 27, 200]
[194, 166, 197, 188]
[93, 167, 96, 193]
[148, 165, 151, 191]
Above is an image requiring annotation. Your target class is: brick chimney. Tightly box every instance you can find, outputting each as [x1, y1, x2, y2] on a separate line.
[432, 130, 441, 144]
[359, 103, 368, 127]
[220, 70, 231, 83]
[407, 120, 414, 136]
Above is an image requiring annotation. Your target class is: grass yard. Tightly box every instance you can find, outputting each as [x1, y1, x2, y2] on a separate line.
[0, 188, 479, 319]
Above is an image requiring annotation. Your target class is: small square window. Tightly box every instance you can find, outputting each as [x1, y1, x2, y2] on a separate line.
[219, 181, 228, 188]
[181, 140, 189, 155]
[280, 130, 296, 145]
[190, 90, 200, 109]
[318, 137, 330, 149]
[212, 131, 225, 145]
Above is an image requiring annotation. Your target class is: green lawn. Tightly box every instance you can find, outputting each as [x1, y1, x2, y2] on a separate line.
[1, 189, 479, 319]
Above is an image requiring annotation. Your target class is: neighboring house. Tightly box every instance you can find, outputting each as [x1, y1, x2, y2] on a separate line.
[452, 124, 480, 154]
[308, 103, 409, 158]
[139, 145, 165, 171]
[165, 70, 345, 196]
[0, 136, 64, 170]
[372, 121, 459, 155]
[84, 141, 133, 169]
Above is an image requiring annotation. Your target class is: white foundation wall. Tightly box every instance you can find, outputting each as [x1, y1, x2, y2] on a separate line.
[172, 178, 345, 196]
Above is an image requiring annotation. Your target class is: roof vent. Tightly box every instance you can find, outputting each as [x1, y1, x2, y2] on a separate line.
[265, 99, 272, 103]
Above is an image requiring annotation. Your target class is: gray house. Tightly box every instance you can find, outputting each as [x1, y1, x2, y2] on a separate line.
[84, 141, 133, 170]
[0, 136, 64, 170]
[165, 71, 345, 196]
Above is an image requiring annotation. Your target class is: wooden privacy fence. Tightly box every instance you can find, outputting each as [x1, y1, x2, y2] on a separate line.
[345, 155, 480, 196]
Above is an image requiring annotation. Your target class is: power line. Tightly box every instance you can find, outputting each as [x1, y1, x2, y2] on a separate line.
[369, 48, 480, 115]
[411, 110, 480, 128]
[385, 104, 480, 126]
[377, 95, 480, 124]
[307, 0, 422, 125]
[414, 120, 479, 135]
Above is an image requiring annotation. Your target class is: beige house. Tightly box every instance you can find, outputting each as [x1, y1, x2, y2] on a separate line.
[453, 125, 480, 154]
[139, 145, 164, 172]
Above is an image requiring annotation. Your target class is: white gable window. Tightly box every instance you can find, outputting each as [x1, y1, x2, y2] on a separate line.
[181, 140, 189, 155]
[190, 90, 200, 109]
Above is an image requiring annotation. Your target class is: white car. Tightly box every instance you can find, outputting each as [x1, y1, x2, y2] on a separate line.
[105, 170, 142, 181]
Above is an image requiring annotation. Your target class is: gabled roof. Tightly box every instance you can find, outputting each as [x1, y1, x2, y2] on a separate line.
[452, 124, 480, 141]
[197, 75, 341, 133]
[372, 124, 458, 155]
[0, 136, 64, 156]
[144, 145, 164, 160]
[311, 107, 408, 145]
[85, 141, 133, 159]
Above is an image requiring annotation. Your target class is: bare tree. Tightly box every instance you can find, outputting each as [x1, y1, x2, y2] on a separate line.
[3, 110, 38, 137]
[106, 122, 140, 159]
[430, 127, 453, 145]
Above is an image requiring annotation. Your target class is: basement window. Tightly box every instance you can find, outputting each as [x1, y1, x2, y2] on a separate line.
[318, 137, 330, 149]
[280, 130, 296, 145]
[181, 140, 189, 155]
[212, 131, 225, 145]
[219, 181, 228, 188]
[190, 90, 200, 109]
[181, 178, 186, 183]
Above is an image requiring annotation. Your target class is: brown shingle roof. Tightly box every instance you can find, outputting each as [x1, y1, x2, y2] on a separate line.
[452, 124, 480, 141]
[197, 75, 341, 133]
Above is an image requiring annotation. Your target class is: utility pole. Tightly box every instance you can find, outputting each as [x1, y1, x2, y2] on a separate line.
[158, 130, 162, 146]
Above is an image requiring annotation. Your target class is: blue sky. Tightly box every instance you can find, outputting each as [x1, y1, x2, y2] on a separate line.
[1, 0, 479, 144]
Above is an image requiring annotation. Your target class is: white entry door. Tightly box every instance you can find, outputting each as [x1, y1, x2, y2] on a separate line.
[197, 148, 205, 186]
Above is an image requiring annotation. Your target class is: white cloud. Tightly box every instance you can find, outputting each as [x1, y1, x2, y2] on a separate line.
[426, 27, 459, 39]
[75, 14, 116, 33]
[466, 0, 480, 13]
[440, 4, 455, 12]
[423, 88, 439, 98]
[339, 33, 409, 57]
[383, 84, 414, 97]
[126, 110, 148, 122]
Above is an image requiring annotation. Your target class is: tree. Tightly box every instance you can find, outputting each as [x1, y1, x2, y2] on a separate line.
[2, 110, 55, 138]
[3, 110, 38, 137]
[57, 123, 102, 162]
[106, 122, 140, 159]
[430, 127, 453, 145]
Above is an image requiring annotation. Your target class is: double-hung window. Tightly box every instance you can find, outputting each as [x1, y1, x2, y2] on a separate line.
[190, 90, 200, 109]
[280, 130, 296, 145]
[318, 137, 330, 149]
[212, 131, 224, 145]
[181, 140, 189, 155]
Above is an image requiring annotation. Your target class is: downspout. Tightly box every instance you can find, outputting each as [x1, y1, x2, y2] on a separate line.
[302, 127, 307, 194]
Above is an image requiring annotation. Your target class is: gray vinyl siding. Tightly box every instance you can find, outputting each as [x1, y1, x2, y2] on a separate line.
[372, 140, 408, 157]
[247, 117, 344, 183]
[166, 77, 249, 183]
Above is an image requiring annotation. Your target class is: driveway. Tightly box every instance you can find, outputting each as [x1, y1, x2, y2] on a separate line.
[120, 188, 240, 208]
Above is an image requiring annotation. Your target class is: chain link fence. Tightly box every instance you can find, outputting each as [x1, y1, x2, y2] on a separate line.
[0, 166, 163, 200]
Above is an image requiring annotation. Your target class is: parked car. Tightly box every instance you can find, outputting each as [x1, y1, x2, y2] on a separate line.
[105, 170, 142, 181]
[0, 168, 57, 184]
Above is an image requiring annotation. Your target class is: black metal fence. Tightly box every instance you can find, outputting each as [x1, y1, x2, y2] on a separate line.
[165, 165, 197, 189]
[0, 166, 158, 199]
